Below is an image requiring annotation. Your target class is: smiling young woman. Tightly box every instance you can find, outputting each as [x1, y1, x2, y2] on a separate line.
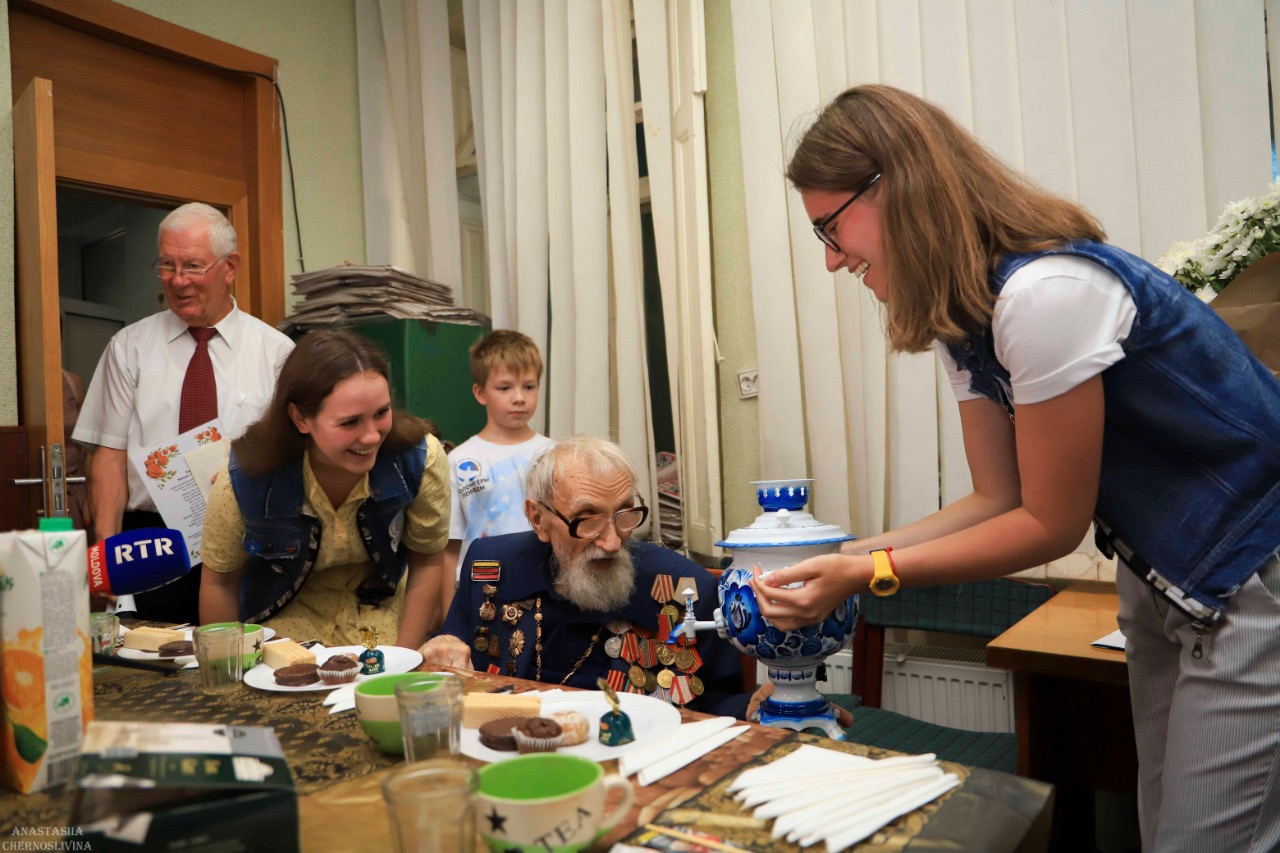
[198, 331, 451, 650]
[760, 83, 1280, 850]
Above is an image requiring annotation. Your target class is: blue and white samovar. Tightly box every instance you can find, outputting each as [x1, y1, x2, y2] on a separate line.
[670, 479, 858, 739]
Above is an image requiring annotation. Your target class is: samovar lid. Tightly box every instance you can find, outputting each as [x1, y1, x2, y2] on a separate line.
[714, 479, 856, 549]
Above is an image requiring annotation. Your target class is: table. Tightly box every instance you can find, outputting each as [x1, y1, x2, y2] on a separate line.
[986, 581, 1137, 849]
[3, 667, 1053, 852]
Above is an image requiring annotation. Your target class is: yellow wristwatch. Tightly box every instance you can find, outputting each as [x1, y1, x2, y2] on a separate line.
[869, 548, 900, 597]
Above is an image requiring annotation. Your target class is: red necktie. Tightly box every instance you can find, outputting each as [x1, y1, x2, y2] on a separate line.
[179, 327, 218, 433]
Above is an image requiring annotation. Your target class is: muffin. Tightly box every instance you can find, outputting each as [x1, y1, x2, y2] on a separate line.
[478, 716, 528, 751]
[274, 663, 320, 686]
[317, 655, 360, 685]
[512, 717, 564, 754]
[548, 710, 590, 746]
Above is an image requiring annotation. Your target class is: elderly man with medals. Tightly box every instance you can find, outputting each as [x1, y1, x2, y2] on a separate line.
[419, 435, 750, 718]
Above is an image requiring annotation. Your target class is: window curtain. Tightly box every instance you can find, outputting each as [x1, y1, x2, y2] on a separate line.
[459, 0, 659, 517]
[730, 0, 1272, 574]
[356, 0, 463, 292]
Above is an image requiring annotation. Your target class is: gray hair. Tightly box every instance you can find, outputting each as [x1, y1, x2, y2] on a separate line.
[524, 435, 638, 504]
[158, 202, 237, 256]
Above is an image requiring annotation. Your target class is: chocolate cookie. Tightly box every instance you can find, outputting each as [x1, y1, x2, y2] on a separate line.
[273, 663, 319, 686]
[478, 716, 529, 751]
[157, 640, 194, 658]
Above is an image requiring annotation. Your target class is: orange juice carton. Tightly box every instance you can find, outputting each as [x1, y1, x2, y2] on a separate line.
[0, 519, 94, 793]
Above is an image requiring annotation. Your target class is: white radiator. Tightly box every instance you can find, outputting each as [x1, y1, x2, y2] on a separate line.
[754, 647, 1013, 734]
[879, 643, 1014, 733]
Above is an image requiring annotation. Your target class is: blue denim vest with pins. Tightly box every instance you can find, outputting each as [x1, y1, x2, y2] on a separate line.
[228, 439, 428, 624]
[945, 241, 1280, 625]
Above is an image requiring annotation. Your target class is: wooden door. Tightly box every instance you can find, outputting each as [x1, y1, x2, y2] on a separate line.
[9, 0, 284, 327]
[13, 77, 67, 523]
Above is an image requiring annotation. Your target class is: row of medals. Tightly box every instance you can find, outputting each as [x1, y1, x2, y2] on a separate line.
[473, 584, 706, 703]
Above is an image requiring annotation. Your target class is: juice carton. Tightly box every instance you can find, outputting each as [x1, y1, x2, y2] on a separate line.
[0, 520, 94, 793]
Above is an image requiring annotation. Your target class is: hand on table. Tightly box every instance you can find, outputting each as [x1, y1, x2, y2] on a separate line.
[746, 680, 853, 727]
[749, 554, 868, 631]
[746, 681, 774, 721]
[418, 635, 473, 670]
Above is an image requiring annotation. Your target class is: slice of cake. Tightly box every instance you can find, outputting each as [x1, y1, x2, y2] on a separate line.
[121, 626, 184, 652]
[461, 692, 542, 728]
[261, 639, 316, 669]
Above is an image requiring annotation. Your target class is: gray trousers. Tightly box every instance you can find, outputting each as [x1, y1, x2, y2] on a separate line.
[1117, 554, 1280, 852]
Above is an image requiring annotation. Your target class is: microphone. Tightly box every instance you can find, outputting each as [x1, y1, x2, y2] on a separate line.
[87, 528, 192, 597]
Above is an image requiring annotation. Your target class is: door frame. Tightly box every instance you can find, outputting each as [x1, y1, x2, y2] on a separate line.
[14, 76, 65, 521]
[10, 0, 285, 326]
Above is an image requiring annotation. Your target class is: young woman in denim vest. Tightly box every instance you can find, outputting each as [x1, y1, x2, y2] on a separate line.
[199, 330, 450, 650]
[752, 84, 1280, 850]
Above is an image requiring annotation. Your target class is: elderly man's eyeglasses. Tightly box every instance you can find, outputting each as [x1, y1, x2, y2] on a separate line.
[812, 172, 881, 253]
[537, 498, 649, 540]
[151, 254, 229, 280]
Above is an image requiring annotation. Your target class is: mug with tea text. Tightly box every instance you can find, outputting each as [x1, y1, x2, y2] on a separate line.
[476, 754, 634, 852]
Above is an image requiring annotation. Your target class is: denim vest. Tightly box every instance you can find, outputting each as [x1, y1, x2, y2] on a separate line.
[228, 439, 428, 624]
[945, 241, 1280, 624]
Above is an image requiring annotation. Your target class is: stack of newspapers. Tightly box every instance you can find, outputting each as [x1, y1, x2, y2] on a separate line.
[278, 264, 490, 335]
[654, 451, 683, 548]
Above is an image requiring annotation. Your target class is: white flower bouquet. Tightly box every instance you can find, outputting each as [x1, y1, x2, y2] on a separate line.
[1157, 180, 1280, 302]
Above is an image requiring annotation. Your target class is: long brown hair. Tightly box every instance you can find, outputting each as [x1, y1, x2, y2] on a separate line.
[786, 85, 1105, 352]
[234, 330, 426, 477]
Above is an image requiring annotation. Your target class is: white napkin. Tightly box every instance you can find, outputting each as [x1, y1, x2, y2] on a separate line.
[728, 745, 958, 852]
[618, 717, 738, 777]
[324, 684, 357, 714]
[323, 685, 357, 706]
[635, 725, 748, 787]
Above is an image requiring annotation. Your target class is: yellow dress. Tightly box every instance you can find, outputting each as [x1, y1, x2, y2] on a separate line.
[202, 435, 449, 646]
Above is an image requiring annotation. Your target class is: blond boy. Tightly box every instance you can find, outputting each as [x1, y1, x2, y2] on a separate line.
[440, 331, 555, 613]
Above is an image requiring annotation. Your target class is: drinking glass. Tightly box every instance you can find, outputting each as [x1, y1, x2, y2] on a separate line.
[394, 674, 462, 761]
[192, 623, 243, 693]
[89, 612, 119, 656]
[382, 759, 477, 853]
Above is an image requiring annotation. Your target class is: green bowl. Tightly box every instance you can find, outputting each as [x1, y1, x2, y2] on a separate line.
[355, 672, 448, 754]
[359, 718, 404, 753]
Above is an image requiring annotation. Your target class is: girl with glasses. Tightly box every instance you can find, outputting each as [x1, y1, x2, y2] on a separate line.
[754, 84, 1280, 850]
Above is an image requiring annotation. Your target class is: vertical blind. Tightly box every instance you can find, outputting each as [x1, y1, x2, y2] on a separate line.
[730, 0, 1273, 551]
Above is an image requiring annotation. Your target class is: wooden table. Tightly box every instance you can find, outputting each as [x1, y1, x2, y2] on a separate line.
[3, 667, 1053, 852]
[987, 581, 1137, 849]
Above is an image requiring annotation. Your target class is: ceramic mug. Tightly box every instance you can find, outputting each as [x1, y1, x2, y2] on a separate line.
[357, 672, 450, 754]
[201, 621, 266, 670]
[476, 754, 634, 853]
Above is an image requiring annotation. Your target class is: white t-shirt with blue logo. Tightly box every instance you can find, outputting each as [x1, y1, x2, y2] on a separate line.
[447, 433, 556, 574]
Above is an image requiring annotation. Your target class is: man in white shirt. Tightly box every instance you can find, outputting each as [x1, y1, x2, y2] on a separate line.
[74, 203, 294, 623]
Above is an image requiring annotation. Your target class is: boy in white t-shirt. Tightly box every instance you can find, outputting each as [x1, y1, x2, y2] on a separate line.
[440, 330, 555, 616]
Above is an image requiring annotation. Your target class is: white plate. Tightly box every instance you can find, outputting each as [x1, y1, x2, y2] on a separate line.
[242, 644, 424, 693]
[116, 626, 277, 666]
[461, 691, 681, 763]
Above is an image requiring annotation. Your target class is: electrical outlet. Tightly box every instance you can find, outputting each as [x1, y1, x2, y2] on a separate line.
[737, 369, 759, 399]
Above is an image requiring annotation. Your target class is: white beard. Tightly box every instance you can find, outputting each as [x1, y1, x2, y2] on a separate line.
[552, 543, 636, 612]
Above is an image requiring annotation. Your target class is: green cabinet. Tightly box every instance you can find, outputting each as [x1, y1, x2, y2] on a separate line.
[346, 318, 488, 447]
